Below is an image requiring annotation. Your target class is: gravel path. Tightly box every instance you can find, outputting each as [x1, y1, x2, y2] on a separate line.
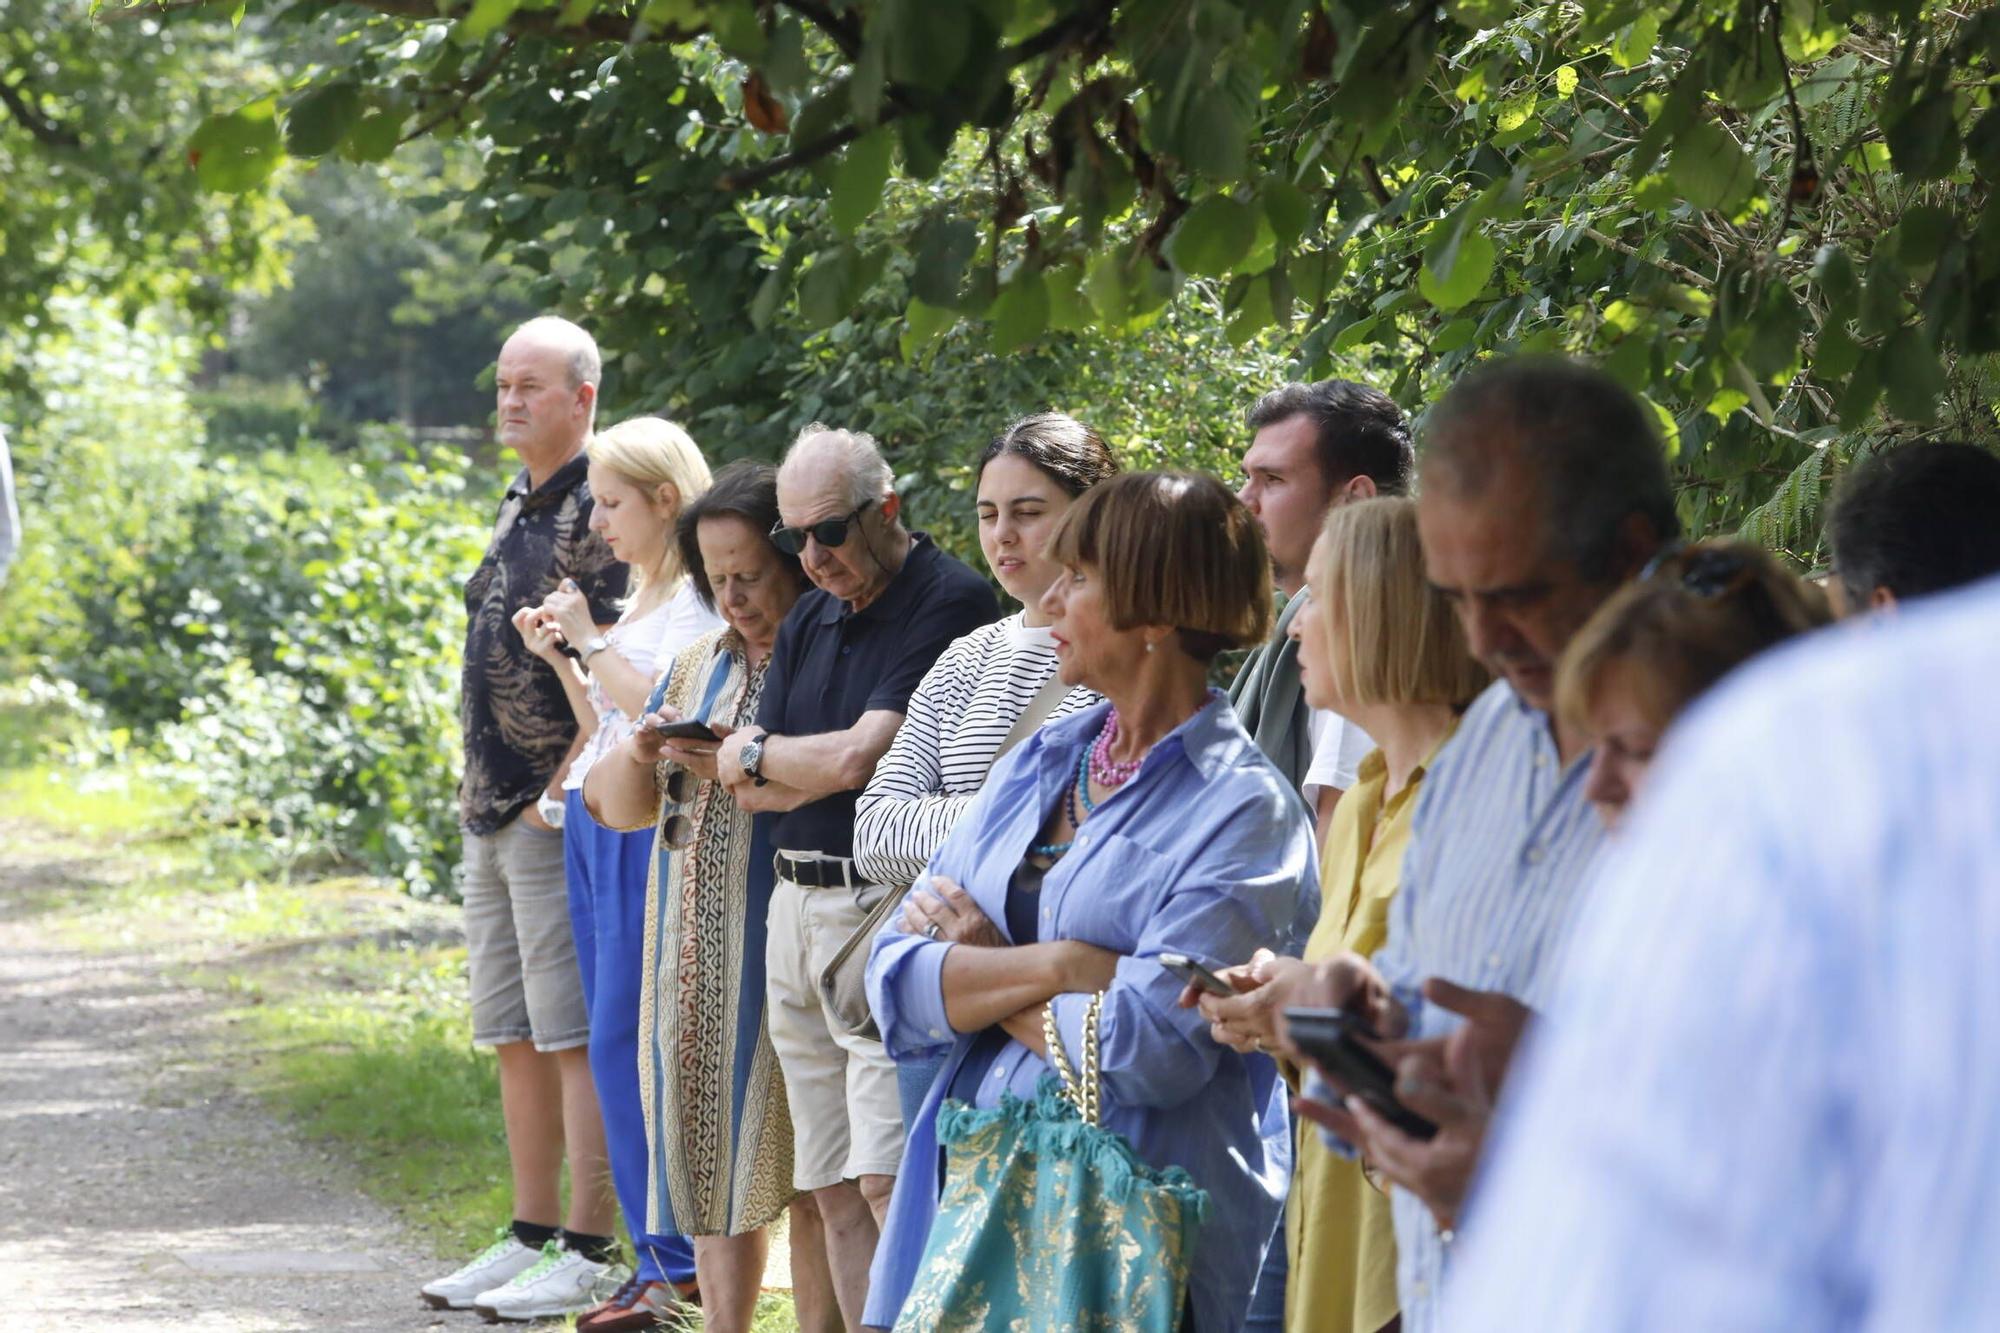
[0, 825, 454, 1333]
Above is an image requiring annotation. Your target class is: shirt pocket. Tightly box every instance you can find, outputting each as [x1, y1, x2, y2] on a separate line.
[1054, 832, 1175, 952]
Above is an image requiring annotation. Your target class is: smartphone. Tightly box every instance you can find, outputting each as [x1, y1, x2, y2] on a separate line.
[1282, 1007, 1439, 1141]
[650, 718, 720, 743]
[1158, 952, 1234, 998]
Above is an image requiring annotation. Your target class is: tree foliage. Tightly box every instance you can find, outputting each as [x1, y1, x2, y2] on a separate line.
[0, 0, 296, 390]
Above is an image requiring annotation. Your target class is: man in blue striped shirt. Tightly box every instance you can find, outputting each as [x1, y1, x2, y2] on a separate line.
[1443, 577, 2000, 1331]
[1286, 357, 1677, 1333]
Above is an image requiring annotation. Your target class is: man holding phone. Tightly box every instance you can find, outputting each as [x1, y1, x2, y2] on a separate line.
[1273, 358, 1675, 1333]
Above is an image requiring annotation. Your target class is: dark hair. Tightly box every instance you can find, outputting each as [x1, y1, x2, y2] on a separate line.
[674, 459, 807, 611]
[1828, 441, 2000, 603]
[1046, 470, 1272, 663]
[975, 412, 1120, 497]
[1421, 356, 1681, 580]
[1246, 379, 1413, 496]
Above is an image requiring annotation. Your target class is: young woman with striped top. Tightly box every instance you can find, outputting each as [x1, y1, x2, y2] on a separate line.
[851, 412, 1118, 1124]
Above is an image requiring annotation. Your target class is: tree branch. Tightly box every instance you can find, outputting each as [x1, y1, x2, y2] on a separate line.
[716, 117, 888, 191]
[0, 77, 80, 149]
[779, 1, 863, 62]
[1582, 226, 1713, 289]
[400, 34, 516, 145]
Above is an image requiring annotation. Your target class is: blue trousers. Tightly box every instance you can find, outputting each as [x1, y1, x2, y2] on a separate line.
[563, 789, 696, 1286]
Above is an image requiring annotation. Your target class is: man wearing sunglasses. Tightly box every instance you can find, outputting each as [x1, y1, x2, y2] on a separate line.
[714, 424, 996, 1328]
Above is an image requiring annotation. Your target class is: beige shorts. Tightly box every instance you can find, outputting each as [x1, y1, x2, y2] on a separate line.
[461, 817, 588, 1051]
[764, 871, 906, 1191]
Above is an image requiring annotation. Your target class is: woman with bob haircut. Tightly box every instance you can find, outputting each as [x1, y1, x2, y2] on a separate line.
[1555, 539, 1829, 827]
[1187, 496, 1488, 1333]
[860, 470, 1321, 1333]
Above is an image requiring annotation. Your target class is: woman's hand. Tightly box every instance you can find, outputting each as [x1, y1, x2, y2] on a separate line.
[900, 876, 1007, 948]
[1181, 949, 1316, 1054]
[539, 578, 597, 649]
[661, 721, 732, 783]
[512, 605, 568, 664]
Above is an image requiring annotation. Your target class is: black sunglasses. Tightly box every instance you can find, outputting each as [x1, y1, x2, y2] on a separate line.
[1641, 543, 1754, 599]
[770, 501, 872, 557]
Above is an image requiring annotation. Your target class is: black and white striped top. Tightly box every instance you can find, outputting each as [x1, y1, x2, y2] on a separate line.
[852, 613, 1098, 887]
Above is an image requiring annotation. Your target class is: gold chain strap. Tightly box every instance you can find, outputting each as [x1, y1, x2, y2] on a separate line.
[1040, 991, 1103, 1126]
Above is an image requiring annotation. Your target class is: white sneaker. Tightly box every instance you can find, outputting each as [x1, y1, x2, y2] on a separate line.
[473, 1240, 629, 1323]
[419, 1229, 543, 1310]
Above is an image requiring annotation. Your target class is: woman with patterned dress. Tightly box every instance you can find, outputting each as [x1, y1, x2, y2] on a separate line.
[583, 462, 835, 1333]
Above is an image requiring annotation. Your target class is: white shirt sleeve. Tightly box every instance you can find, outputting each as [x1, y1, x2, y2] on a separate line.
[1301, 709, 1374, 803]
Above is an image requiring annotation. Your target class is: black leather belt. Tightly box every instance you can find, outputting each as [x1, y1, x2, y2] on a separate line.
[774, 852, 876, 891]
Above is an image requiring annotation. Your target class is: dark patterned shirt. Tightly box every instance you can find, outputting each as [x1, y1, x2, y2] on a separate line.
[459, 450, 627, 835]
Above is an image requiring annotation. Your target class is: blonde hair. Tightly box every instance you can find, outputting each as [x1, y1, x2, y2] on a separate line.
[1555, 540, 1831, 736]
[1046, 470, 1272, 661]
[1311, 497, 1489, 708]
[589, 416, 712, 595]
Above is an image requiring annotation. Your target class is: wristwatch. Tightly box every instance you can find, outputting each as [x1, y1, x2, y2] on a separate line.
[578, 634, 612, 666]
[535, 792, 567, 829]
[739, 733, 770, 786]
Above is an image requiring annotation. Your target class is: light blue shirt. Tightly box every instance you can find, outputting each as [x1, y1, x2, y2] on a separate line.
[1444, 581, 2000, 1331]
[863, 691, 1319, 1333]
[1311, 677, 1607, 1333]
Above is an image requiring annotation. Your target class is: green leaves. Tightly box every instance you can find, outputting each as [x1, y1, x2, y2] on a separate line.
[830, 130, 894, 236]
[988, 272, 1051, 352]
[189, 100, 283, 192]
[285, 83, 363, 158]
[911, 215, 979, 308]
[1880, 326, 1947, 423]
[1168, 197, 1259, 277]
[1419, 231, 1495, 312]
[1668, 120, 1757, 212]
[1884, 92, 1961, 182]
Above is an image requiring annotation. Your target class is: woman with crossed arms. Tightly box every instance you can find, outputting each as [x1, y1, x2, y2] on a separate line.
[862, 471, 1320, 1332]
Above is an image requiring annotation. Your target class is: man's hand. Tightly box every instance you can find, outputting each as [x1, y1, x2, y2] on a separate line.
[1179, 949, 1316, 1054]
[1298, 1029, 1494, 1233]
[715, 726, 764, 790]
[900, 876, 1007, 947]
[1375, 979, 1531, 1103]
[519, 801, 559, 833]
[1273, 951, 1407, 1063]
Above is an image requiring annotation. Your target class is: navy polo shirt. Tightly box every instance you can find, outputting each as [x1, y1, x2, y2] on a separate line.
[756, 532, 999, 860]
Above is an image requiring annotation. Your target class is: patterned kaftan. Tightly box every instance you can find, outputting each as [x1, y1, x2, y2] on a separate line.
[639, 628, 797, 1237]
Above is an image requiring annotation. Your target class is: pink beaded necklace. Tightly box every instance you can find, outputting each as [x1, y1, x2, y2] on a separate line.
[1088, 707, 1145, 787]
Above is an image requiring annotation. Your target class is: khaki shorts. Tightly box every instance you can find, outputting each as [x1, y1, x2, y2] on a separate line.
[765, 870, 905, 1191]
[462, 817, 589, 1051]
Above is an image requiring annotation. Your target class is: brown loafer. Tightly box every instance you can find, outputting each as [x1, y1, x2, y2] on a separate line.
[576, 1276, 698, 1333]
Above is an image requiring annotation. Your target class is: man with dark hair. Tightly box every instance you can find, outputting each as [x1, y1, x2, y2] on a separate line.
[1826, 440, 2000, 615]
[1282, 356, 1676, 1333]
[1233, 378, 1414, 829]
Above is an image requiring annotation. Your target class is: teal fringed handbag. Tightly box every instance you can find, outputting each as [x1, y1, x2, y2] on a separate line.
[893, 993, 1211, 1332]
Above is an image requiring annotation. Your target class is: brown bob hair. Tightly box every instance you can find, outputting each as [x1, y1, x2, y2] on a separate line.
[1555, 540, 1831, 736]
[1046, 470, 1272, 663]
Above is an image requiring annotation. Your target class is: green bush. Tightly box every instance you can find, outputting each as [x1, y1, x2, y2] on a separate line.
[190, 375, 326, 453]
[4, 303, 487, 895]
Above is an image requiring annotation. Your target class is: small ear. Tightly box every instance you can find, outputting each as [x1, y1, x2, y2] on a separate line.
[1611, 514, 1667, 583]
[1868, 585, 1899, 613]
[879, 490, 902, 526]
[1344, 473, 1378, 501]
[653, 481, 681, 514]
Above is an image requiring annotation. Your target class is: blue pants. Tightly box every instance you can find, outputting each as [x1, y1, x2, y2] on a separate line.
[1241, 1207, 1288, 1331]
[563, 789, 696, 1286]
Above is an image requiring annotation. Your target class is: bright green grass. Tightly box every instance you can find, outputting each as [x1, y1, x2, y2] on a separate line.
[1, 701, 798, 1330]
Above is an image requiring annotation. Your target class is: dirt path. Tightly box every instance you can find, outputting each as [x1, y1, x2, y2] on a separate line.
[0, 824, 450, 1333]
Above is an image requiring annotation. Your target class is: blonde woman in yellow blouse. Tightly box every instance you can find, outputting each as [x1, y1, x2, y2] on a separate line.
[1190, 496, 1487, 1333]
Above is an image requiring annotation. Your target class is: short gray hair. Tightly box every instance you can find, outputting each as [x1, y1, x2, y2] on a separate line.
[1421, 356, 1679, 580]
[510, 315, 601, 391]
[782, 423, 896, 511]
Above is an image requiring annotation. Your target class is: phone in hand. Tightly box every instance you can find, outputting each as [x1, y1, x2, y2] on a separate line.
[1159, 951, 1235, 998]
[649, 718, 721, 743]
[1282, 1006, 1439, 1141]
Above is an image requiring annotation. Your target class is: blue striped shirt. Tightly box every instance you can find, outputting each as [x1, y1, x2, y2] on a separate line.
[1443, 581, 2000, 1331]
[1314, 678, 1607, 1333]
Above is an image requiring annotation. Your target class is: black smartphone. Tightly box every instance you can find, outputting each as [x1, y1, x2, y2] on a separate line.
[650, 718, 720, 743]
[1282, 1006, 1439, 1141]
[1158, 951, 1234, 998]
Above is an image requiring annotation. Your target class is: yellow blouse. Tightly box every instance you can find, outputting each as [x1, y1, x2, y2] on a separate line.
[1285, 727, 1453, 1333]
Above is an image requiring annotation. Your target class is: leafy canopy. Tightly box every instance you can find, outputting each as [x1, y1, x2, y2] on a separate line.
[173, 0, 1999, 560]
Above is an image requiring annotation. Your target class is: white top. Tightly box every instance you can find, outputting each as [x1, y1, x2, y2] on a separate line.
[1302, 707, 1374, 804]
[852, 612, 1098, 886]
[564, 580, 723, 790]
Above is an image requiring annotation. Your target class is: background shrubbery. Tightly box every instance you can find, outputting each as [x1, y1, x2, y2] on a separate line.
[3, 304, 487, 894]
